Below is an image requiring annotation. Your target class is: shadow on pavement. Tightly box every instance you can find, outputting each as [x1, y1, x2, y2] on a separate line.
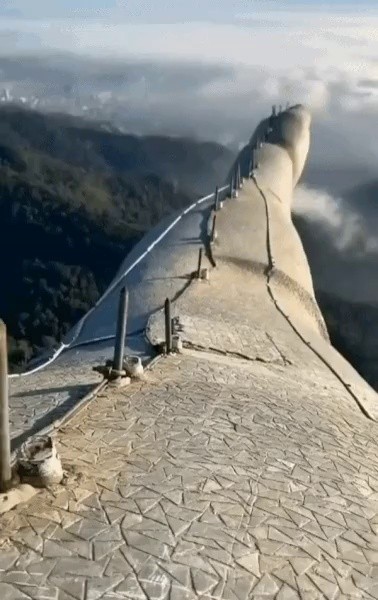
[11, 383, 97, 452]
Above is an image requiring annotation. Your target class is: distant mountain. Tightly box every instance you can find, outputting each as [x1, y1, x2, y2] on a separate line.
[0, 107, 234, 370]
[0, 106, 234, 197]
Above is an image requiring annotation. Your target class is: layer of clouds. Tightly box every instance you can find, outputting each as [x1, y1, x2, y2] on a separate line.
[0, 11, 377, 144]
[6, 1, 371, 21]
[294, 185, 378, 256]
[0, 6, 377, 300]
[293, 185, 378, 302]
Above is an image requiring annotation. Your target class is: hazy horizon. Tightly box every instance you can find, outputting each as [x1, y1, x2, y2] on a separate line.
[0, 0, 377, 301]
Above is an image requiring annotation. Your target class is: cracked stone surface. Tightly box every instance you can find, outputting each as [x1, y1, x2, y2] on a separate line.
[3, 106, 378, 600]
[9, 364, 103, 448]
[7, 194, 217, 448]
[1, 350, 378, 599]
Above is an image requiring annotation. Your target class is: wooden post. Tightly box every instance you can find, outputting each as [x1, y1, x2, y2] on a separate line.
[113, 287, 129, 373]
[164, 299, 172, 354]
[0, 320, 11, 492]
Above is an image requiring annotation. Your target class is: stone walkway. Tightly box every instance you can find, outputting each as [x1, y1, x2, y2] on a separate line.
[1, 348, 378, 599]
[2, 111, 378, 599]
[9, 363, 103, 450]
[8, 196, 216, 449]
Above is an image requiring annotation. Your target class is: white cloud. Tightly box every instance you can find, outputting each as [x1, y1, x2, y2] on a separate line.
[0, 6, 377, 300]
[1, 9, 378, 173]
[1, 11, 377, 110]
[294, 185, 378, 255]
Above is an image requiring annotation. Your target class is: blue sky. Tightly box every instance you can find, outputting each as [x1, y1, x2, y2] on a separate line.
[1, 0, 377, 20]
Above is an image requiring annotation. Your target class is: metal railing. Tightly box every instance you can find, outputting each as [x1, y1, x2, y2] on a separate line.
[8, 184, 232, 379]
[1, 103, 289, 480]
[8, 102, 286, 380]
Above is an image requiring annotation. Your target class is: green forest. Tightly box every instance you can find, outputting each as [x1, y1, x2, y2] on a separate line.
[0, 106, 233, 370]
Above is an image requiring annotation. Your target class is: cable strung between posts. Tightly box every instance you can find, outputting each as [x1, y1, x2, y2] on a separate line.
[9, 184, 231, 379]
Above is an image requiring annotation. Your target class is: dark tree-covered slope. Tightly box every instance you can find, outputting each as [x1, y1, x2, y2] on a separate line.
[0, 107, 234, 370]
[0, 106, 234, 196]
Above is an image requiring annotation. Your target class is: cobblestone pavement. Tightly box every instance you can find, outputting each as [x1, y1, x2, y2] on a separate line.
[1, 350, 378, 599]
[3, 110, 378, 599]
[8, 195, 216, 448]
[146, 260, 378, 421]
[9, 364, 102, 449]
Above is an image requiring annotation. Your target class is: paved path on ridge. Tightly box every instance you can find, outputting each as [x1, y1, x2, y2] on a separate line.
[8, 194, 219, 447]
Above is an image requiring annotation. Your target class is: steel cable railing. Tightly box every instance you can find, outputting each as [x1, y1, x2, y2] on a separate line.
[9, 183, 231, 378]
[9, 103, 290, 379]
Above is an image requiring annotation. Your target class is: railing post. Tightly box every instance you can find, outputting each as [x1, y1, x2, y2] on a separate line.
[251, 147, 256, 171]
[113, 287, 129, 373]
[164, 299, 172, 354]
[236, 163, 242, 189]
[214, 186, 220, 211]
[210, 214, 217, 242]
[0, 320, 11, 492]
[252, 144, 260, 171]
[197, 248, 203, 278]
[228, 175, 234, 199]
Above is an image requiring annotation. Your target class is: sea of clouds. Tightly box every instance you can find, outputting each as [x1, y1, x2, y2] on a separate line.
[0, 3, 377, 299]
[1, 6, 377, 164]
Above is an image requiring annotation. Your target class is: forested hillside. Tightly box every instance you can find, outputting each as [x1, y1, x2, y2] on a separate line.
[0, 107, 233, 370]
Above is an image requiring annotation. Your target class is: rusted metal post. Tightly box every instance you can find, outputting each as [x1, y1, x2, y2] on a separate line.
[197, 247, 203, 278]
[0, 320, 11, 492]
[113, 287, 129, 373]
[164, 299, 172, 354]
